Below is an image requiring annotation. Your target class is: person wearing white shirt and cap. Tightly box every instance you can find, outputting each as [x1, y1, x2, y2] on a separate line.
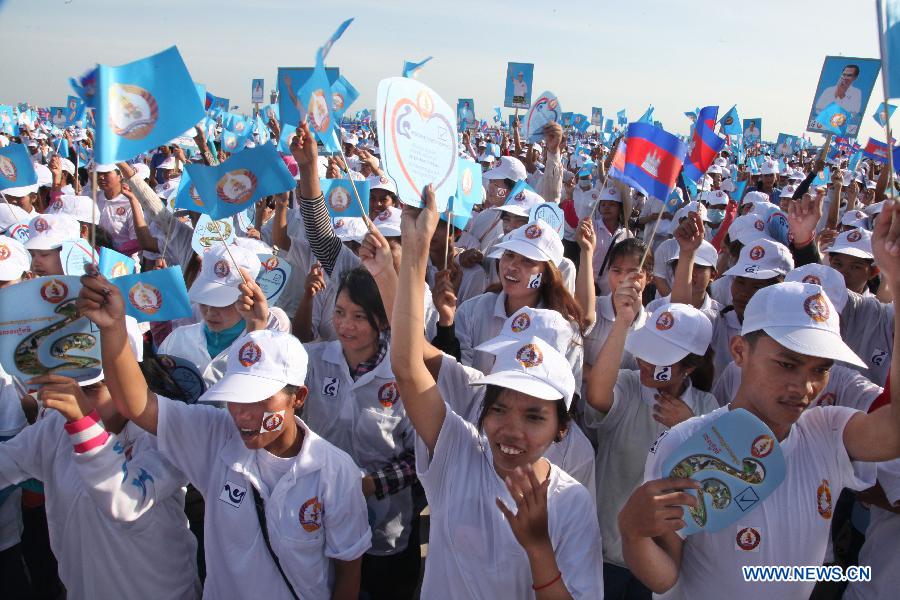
[457, 156, 528, 258]
[92, 163, 139, 254]
[45, 194, 100, 238]
[589, 181, 634, 296]
[827, 228, 875, 296]
[24, 213, 82, 277]
[652, 203, 709, 298]
[2, 184, 40, 217]
[620, 260, 900, 600]
[391, 192, 604, 598]
[77, 279, 372, 600]
[648, 239, 720, 313]
[366, 174, 399, 221]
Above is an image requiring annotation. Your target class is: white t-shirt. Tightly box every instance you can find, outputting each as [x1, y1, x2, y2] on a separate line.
[156, 397, 372, 599]
[585, 370, 719, 567]
[840, 291, 894, 387]
[644, 405, 875, 600]
[416, 405, 604, 598]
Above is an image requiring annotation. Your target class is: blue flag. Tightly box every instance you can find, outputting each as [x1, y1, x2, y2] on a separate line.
[638, 105, 654, 124]
[604, 119, 614, 133]
[813, 167, 831, 186]
[316, 18, 354, 65]
[879, 0, 900, 99]
[65, 96, 85, 126]
[719, 105, 741, 135]
[848, 150, 864, 173]
[493, 107, 502, 123]
[321, 178, 369, 219]
[683, 106, 725, 182]
[402, 56, 433, 79]
[0, 144, 38, 190]
[874, 102, 897, 126]
[617, 109, 627, 125]
[297, 64, 340, 153]
[454, 159, 481, 217]
[182, 144, 296, 220]
[98, 246, 136, 278]
[112, 266, 192, 322]
[331, 75, 359, 120]
[95, 46, 204, 164]
[816, 102, 853, 136]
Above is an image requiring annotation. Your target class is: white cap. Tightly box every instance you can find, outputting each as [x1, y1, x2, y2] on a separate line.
[742, 190, 770, 205]
[470, 337, 575, 407]
[828, 228, 873, 260]
[840, 210, 868, 229]
[673, 201, 707, 224]
[24, 214, 81, 250]
[624, 303, 713, 366]
[94, 163, 118, 173]
[133, 163, 151, 181]
[0, 235, 31, 281]
[864, 201, 885, 217]
[158, 156, 177, 170]
[0, 203, 32, 232]
[189, 244, 262, 307]
[493, 187, 543, 218]
[741, 282, 864, 367]
[597, 181, 622, 203]
[47, 195, 100, 225]
[780, 185, 797, 199]
[727, 214, 771, 245]
[760, 162, 778, 175]
[788, 170, 804, 181]
[477, 153, 495, 164]
[233, 236, 272, 255]
[367, 174, 398, 195]
[475, 307, 574, 356]
[706, 164, 722, 175]
[724, 238, 794, 279]
[2, 184, 39, 198]
[671, 239, 718, 268]
[200, 330, 309, 404]
[487, 219, 564, 266]
[699, 190, 729, 206]
[371, 206, 401, 237]
[785, 264, 849, 313]
[34, 164, 52, 187]
[333, 216, 368, 242]
[483, 156, 528, 181]
[59, 158, 76, 176]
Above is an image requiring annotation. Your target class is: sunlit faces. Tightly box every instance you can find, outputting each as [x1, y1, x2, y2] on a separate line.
[480, 389, 566, 479]
[828, 253, 875, 294]
[226, 388, 306, 450]
[499, 250, 544, 297]
[596, 200, 621, 227]
[332, 289, 382, 357]
[199, 303, 243, 332]
[607, 255, 647, 296]
[731, 333, 832, 433]
[4, 192, 35, 213]
[670, 261, 715, 298]
[730, 275, 781, 319]
[368, 189, 395, 219]
[97, 169, 121, 192]
[28, 248, 63, 277]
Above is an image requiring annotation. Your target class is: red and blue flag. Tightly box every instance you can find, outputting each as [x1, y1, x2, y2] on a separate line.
[863, 138, 891, 163]
[623, 122, 687, 201]
[683, 106, 725, 182]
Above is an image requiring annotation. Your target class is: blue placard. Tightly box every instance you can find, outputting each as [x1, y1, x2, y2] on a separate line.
[742, 118, 762, 145]
[525, 91, 562, 143]
[153, 354, 206, 404]
[457, 98, 476, 130]
[504, 62, 534, 110]
[251, 78, 265, 104]
[256, 254, 292, 304]
[111, 266, 192, 322]
[661, 408, 787, 536]
[807, 56, 881, 137]
[60, 239, 98, 276]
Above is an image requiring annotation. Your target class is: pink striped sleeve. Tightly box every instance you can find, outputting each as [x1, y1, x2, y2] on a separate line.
[64, 410, 110, 454]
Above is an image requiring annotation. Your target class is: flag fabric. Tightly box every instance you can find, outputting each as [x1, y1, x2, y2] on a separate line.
[331, 75, 359, 120]
[402, 56, 433, 79]
[493, 107, 502, 123]
[112, 266, 192, 322]
[683, 106, 725, 182]
[604, 118, 614, 133]
[297, 64, 340, 152]
[848, 150, 864, 172]
[65, 95, 85, 126]
[0, 144, 38, 190]
[317, 18, 354, 65]
[623, 122, 688, 200]
[182, 143, 296, 219]
[863, 138, 891, 163]
[98, 246, 136, 278]
[454, 159, 481, 218]
[684, 110, 697, 122]
[813, 167, 831, 186]
[638, 106, 654, 124]
[816, 102, 853, 136]
[878, 0, 900, 99]
[617, 109, 627, 125]
[719, 105, 741, 135]
[95, 46, 205, 164]
[69, 67, 99, 108]
[874, 102, 897, 126]
[320, 178, 369, 219]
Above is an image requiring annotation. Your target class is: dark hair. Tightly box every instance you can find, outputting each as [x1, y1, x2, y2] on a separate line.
[282, 384, 300, 397]
[608, 237, 652, 273]
[844, 64, 860, 78]
[335, 267, 389, 332]
[742, 329, 768, 348]
[679, 347, 716, 392]
[477, 384, 570, 442]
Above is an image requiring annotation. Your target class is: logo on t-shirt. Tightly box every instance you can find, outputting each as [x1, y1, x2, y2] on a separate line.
[322, 376, 339, 397]
[871, 349, 888, 366]
[816, 392, 837, 407]
[378, 382, 400, 408]
[299, 496, 324, 532]
[649, 429, 669, 454]
[218, 480, 247, 508]
[816, 479, 833, 519]
[510, 312, 531, 333]
[750, 434, 775, 458]
[735, 526, 761, 552]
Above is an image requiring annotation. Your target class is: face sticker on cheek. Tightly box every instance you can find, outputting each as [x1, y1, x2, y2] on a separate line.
[527, 273, 542, 289]
[260, 410, 286, 434]
[654, 365, 672, 382]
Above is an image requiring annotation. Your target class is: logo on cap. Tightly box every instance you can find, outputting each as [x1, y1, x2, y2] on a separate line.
[817, 479, 832, 519]
[749, 245, 765, 261]
[510, 312, 531, 333]
[524, 224, 542, 239]
[299, 496, 324, 532]
[655, 311, 675, 331]
[238, 341, 262, 367]
[378, 382, 400, 408]
[108, 84, 159, 140]
[40, 279, 68, 303]
[753, 219, 765, 231]
[0, 155, 17, 182]
[128, 282, 162, 315]
[803, 293, 830, 323]
[736, 526, 761, 552]
[515, 191, 525, 202]
[213, 259, 230, 278]
[115, 206, 127, 217]
[33, 218, 49, 233]
[750, 434, 774, 458]
[515, 343, 543, 368]
[847, 230, 862, 243]
[216, 169, 258, 205]
[801, 274, 822, 286]
[0, 244, 9, 261]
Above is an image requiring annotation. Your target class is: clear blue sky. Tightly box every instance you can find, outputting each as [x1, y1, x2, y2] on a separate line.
[0, 0, 892, 144]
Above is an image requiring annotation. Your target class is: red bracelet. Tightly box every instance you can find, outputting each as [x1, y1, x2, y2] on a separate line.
[532, 571, 562, 591]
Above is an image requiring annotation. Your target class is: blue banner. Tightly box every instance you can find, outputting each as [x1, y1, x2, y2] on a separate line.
[0, 144, 38, 190]
[112, 266, 192, 322]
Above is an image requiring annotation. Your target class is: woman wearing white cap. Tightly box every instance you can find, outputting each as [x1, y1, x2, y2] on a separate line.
[0, 315, 202, 599]
[392, 186, 603, 598]
[77, 275, 372, 599]
[92, 164, 139, 255]
[583, 293, 718, 598]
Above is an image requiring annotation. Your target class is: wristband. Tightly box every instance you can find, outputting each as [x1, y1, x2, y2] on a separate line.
[532, 571, 562, 591]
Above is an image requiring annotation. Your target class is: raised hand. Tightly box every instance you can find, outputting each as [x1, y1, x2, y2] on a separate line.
[787, 193, 823, 247]
[28, 374, 91, 422]
[613, 272, 643, 324]
[76, 272, 125, 330]
[399, 184, 439, 258]
[289, 122, 318, 169]
[674, 212, 704, 255]
[303, 262, 327, 299]
[359, 228, 394, 278]
[576, 218, 596, 254]
[235, 268, 269, 332]
[618, 477, 700, 538]
[495, 466, 552, 553]
[432, 269, 458, 326]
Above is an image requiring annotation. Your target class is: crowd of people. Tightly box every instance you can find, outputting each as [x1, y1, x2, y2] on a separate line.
[0, 98, 899, 600]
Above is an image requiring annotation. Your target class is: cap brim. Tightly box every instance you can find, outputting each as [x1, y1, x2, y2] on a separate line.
[487, 239, 551, 263]
[762, 325, 866, 368]
[828, 247, 873, 260]
[24, 237, 62, 251]
[199, 372, 286, 404]
[482, 167, 511, 180]
[475, 334, 519, 354]
[470, 371, 566, 402]
[188, 279, 240, 307]
[723, 264, 784, 279]
[624, 327, 692, 367]
[492, 205, 530, 217]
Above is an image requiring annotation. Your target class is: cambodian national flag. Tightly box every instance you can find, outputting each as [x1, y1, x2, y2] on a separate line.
[683, 106, 725, 183]
[863, 138, 891, 163]
[622, 122, 687, 201]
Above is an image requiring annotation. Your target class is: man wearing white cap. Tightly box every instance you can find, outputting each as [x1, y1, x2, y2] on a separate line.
[827, 228, 875, 296]
[651, 203, 709, 298]
[25, 213, 82, 277]
[366, 174, 399, 220]
[78, 279, 372, 600]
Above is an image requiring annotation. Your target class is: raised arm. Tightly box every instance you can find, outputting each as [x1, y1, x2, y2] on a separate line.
[76, 273, 158, 434]
[391, 186, 447, 454]
[670, 212, 704, 305]
[574, 218, 597, 328]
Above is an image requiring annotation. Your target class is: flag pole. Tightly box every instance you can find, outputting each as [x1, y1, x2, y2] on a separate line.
[876, 0, 897, 201]
[90, 168, 98, 263]
[638, 205, 666, 271]
[213, 219, 249, 284]
[443, 209, 453, 270]
[335, 140, 372, 227]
